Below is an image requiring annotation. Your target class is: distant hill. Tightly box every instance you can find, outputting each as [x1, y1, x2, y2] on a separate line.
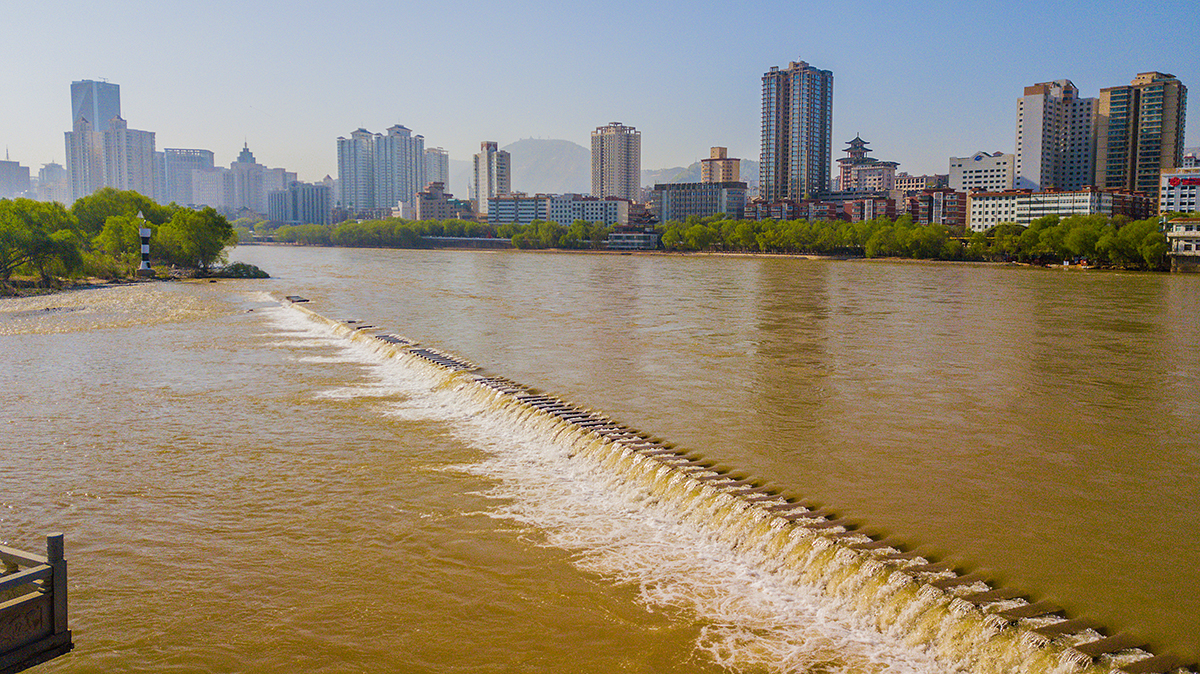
[503, 139, 591, 194]
[641, 166, 690, 186]
[643, 158, 759, 188]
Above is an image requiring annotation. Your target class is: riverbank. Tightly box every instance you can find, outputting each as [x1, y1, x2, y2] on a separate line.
[0, 276, 136, 298]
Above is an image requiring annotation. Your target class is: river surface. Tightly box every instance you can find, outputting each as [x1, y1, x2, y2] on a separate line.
[1, 245, 1198, 673]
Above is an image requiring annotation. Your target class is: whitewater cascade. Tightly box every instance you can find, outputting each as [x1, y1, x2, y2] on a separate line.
[281, 296, 1193, 674]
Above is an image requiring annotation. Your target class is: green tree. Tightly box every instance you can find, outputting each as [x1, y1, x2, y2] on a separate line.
[71, 188, 169, 235]
[93, 214, 146, 276]
[0, 199, 84, 282]
[157, 207, 235, 271]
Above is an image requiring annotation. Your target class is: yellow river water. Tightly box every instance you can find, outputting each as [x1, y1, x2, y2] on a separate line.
[1, 245, 1197, 673]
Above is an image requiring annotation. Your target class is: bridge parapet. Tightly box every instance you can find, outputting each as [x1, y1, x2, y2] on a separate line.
[0, 534, 72, 673]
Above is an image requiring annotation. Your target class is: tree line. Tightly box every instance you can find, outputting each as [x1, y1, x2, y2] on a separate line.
[271, 218, 613, 250]
[1, 188, 235, 288]
[269, 212, 1171, 271]
[657, 213, 1170, 270]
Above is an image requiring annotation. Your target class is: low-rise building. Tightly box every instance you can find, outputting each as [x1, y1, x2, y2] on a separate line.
[701, 147, 741, 183]
[1159, 167, 1200, 214]
[487, 193, 629, 226]
[652, 181, 747, 223]
[1167, 217, 1200, 271]
[747, 199, 842, 221]
[967, 188, 1153, 231]
[547, 194, 628, 226]
[905, 188, 967, 227]
[895, 172, 948, 194]
[842, 197, 895, 222]
[606, 226, 659, 250]
[415, 182, 475, 221]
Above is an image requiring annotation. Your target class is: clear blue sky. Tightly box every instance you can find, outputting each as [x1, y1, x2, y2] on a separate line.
[2, 0, 1197, 184]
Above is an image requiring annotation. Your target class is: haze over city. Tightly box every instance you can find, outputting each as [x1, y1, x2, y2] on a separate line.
[2, 0, 1197, 182]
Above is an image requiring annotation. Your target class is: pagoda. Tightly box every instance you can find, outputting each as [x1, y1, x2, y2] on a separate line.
[836, 135, 899, 192]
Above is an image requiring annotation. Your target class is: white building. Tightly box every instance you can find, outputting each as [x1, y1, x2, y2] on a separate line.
[949, 152, 1014, 193]
[473, 141, 511, 216]
[487, 193, 545, 224]
[552, 195, 628, 225]
[1159, 167, 1200, 214]
[230, 144, 265, 214]
[487, 193, 629, 226]
[1167, 218, 1200, 270]
[967, 188, 1151, 231]
[1015, 80, 1096, 191]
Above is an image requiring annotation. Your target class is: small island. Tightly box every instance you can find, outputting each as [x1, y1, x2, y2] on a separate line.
[1, 187, 266, 297]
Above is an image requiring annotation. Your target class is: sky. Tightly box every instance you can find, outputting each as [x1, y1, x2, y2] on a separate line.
[2, 0, 1198, 184]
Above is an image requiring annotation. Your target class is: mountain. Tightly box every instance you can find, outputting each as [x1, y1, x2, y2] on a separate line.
[503, 139, 591, 194]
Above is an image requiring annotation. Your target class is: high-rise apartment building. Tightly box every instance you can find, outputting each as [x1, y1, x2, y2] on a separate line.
[1015, 80, 1096, 191]
[1096, 72, 1188, 199]
[425, 147, 450, 191]
[337, 129, 375, 211]
[163, 149, 215, 205]
[473, 141, 511, 216]
[336, 125, 425, 211]
[701, 147, 740, 183]
[71, 80, 121, 129]
[231, 144, 266, 214]
[64, 80, 160, 201]
[760, 60, 833, 201]
[591, 122, 641, 201]
[191, 168, 236, 210]
[103, 117, 156, 198]
[37, 163, 70, 204]
[0, 159, 31, 199]
[65, 116, 105, 201]
[267, 182, 331, 225]
[375, 125, 425, 209]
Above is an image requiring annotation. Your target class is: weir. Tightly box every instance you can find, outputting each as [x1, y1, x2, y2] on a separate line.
[281, 295, 1196, 674]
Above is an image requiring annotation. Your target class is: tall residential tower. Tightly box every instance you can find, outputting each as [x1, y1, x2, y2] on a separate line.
[760, 60, 833, 201]
[473, 141, 511, 216]
[1095, 72, 1188, 199]
[591, 122, 641, 201]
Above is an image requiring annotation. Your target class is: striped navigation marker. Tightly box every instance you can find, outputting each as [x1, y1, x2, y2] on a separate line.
[136, 211, 154, 277]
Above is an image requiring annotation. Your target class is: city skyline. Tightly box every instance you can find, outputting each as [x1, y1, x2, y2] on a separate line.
[1, 0, 1198, 184]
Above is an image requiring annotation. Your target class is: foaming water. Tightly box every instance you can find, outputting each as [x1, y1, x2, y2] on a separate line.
[274, 301, 1129, 674]
[0, 283, 226, 335]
